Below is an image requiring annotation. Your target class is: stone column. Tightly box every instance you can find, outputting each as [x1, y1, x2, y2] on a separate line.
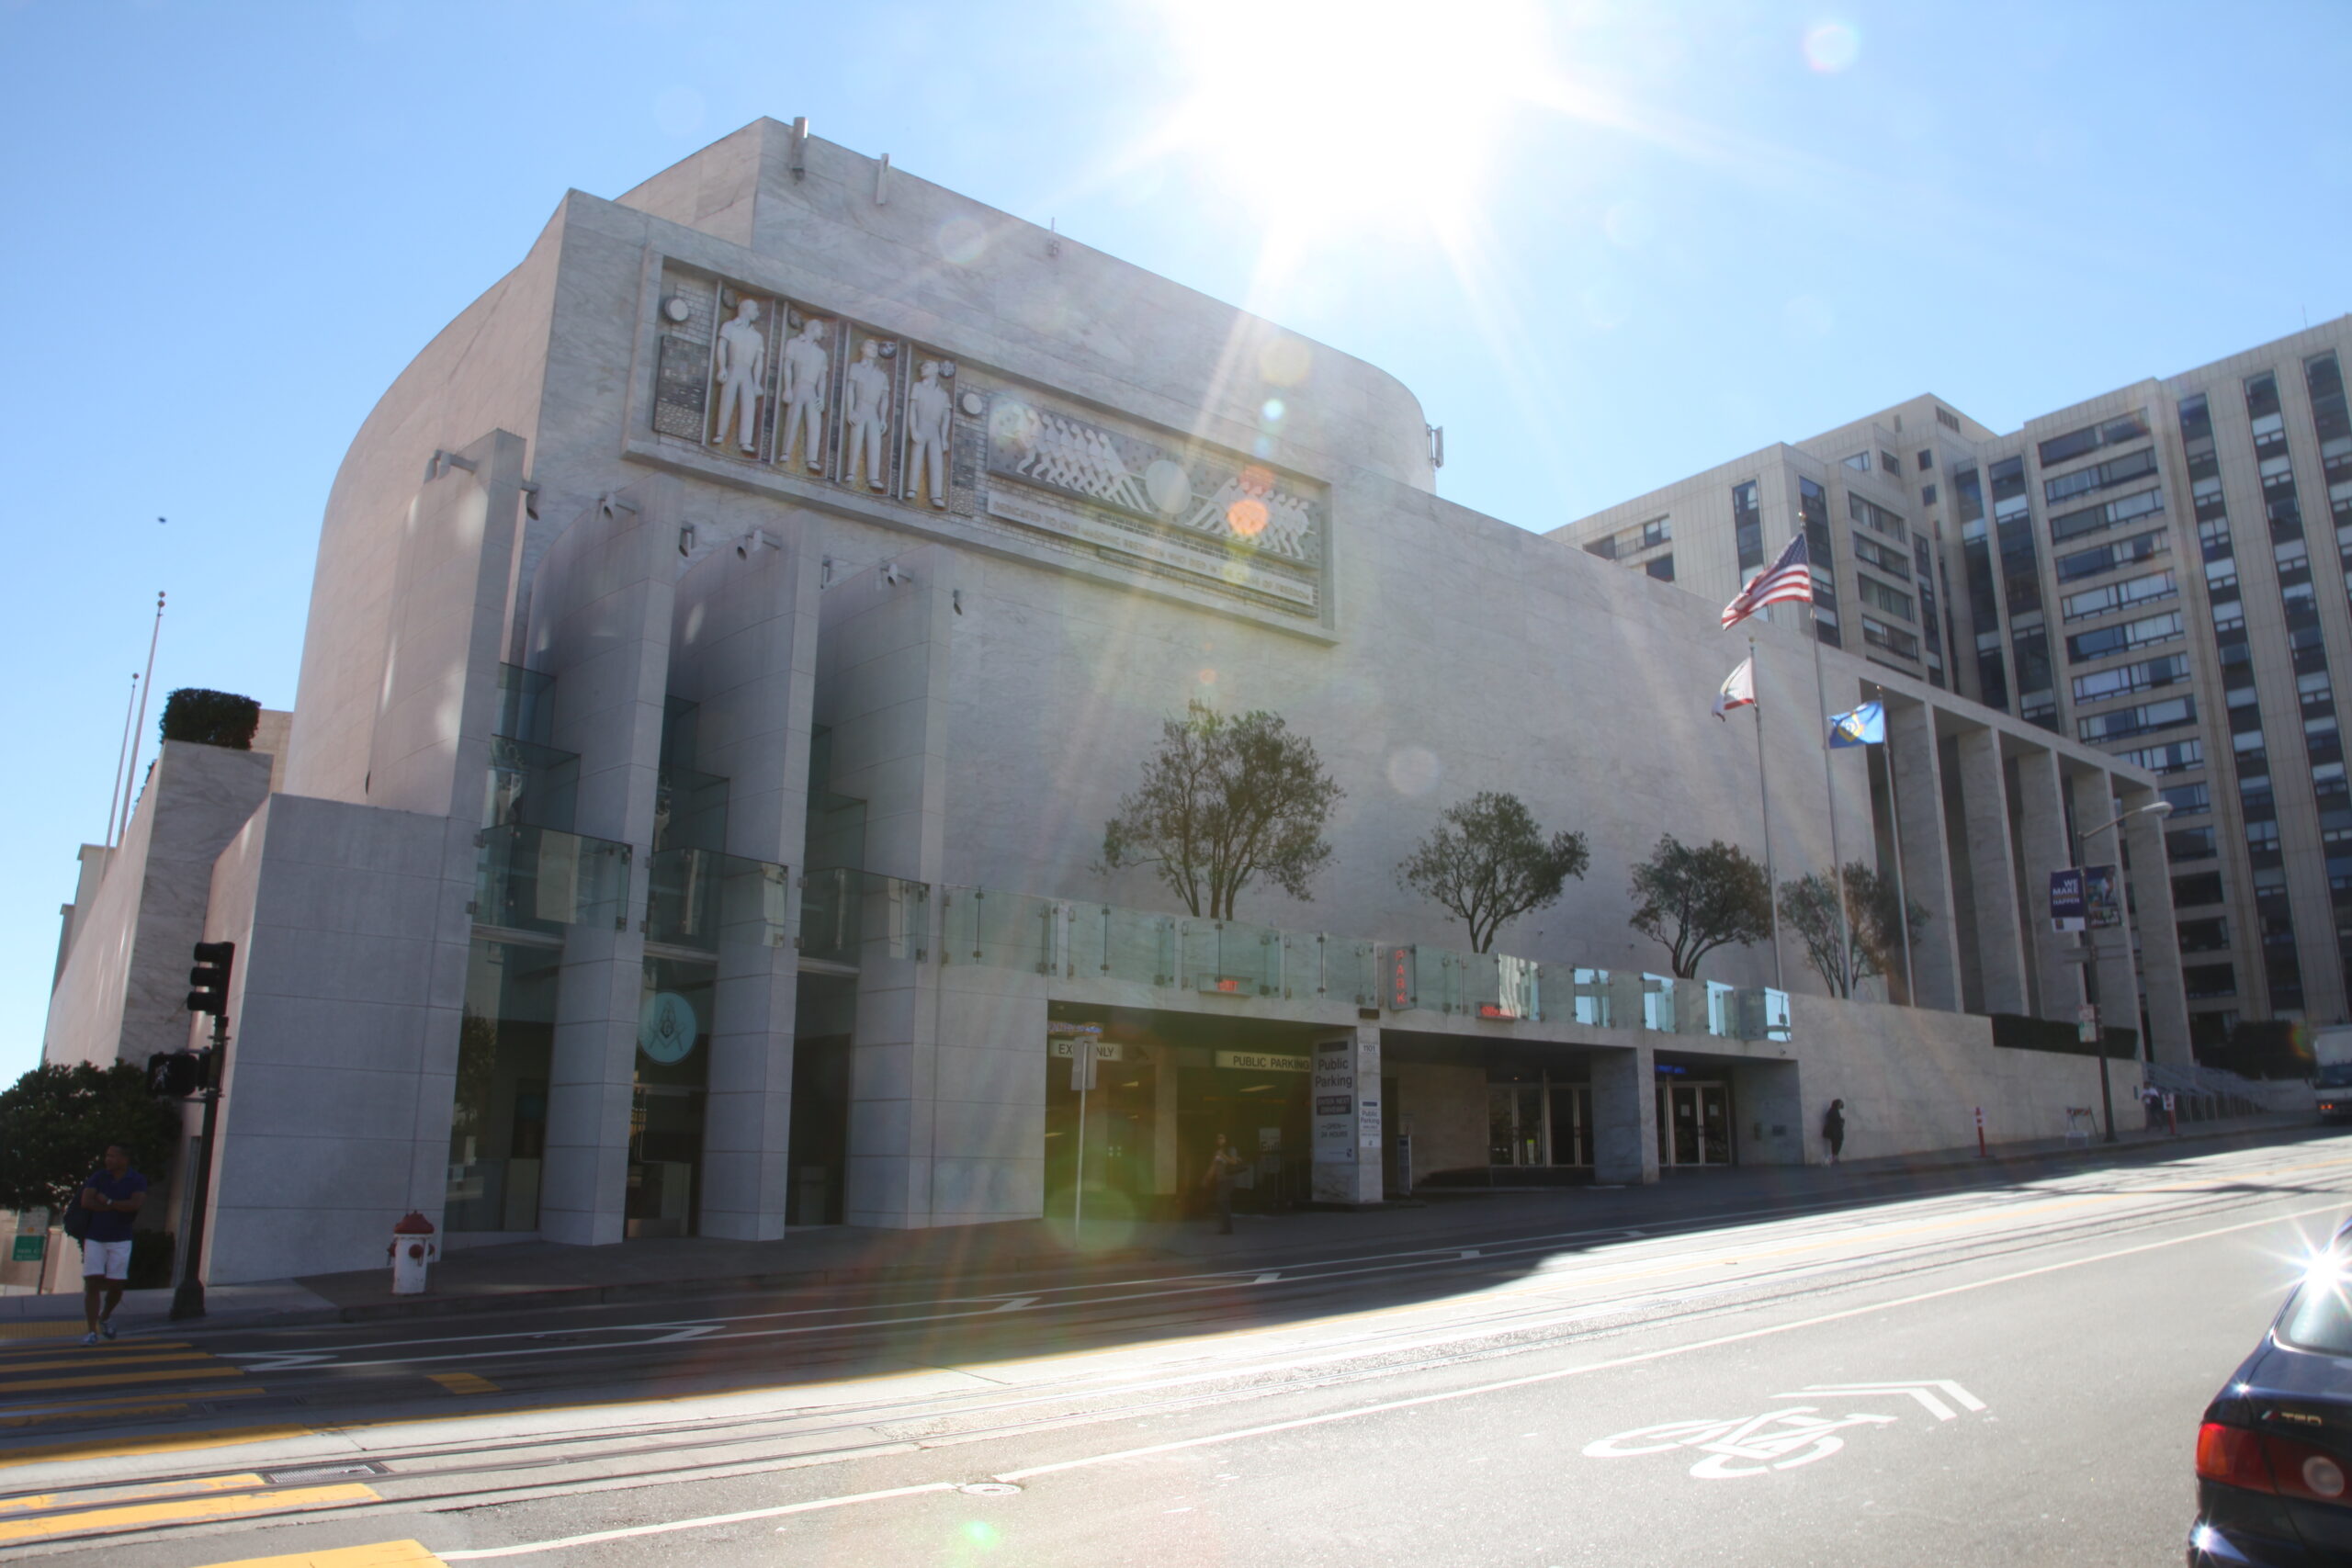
[669, 500, 823, 1242]
[2012, 744, 2086, 1021]
[1590, 1042, 1658, 1185]
[1311, 1024, 1384, 1205]
[1953, 728, 2029, 1015]
[1888, 701, 1962, 1011]
[2079, 773, 2138, 1055]
[1729, 1056, 1805, 1166]
[2121, 788, 2193, 1066]
[528, 487, 676, 1247]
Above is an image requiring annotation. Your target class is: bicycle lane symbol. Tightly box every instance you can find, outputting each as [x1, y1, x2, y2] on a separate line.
[1582, 1382, 1986, 1479]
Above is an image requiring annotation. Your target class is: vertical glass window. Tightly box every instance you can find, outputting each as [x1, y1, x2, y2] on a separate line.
[1733, 480, 1763, 573]
[447, 939, 560, 1234]
[1800, 477, 1839, 648]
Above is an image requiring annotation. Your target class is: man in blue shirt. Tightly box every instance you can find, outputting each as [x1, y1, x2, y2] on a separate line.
[79, 1144, 146, 1344]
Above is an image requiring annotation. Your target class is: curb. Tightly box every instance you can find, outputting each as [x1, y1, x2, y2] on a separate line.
[104, 1116, 2328, 1337]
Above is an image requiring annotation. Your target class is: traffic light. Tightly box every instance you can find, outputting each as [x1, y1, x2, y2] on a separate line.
[146, 1050, 209, 1098]
[187, 940, 234, 1018]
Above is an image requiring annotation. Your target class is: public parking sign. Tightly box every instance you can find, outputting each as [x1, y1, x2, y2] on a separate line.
[9, 1235, 44, 1263]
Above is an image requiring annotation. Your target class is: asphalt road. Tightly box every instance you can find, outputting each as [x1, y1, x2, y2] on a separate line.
[9, 1133, 2351, 1566]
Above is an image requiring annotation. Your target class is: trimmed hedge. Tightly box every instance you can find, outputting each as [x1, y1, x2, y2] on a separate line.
[1989, 1011, 2139, 1061]
[160, 689, 260, 749]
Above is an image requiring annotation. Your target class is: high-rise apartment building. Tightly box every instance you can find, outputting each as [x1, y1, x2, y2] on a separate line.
[1555, 319, 2352, 1048]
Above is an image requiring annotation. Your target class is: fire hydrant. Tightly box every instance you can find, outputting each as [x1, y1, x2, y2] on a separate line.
[389, 1211, 438, 1295]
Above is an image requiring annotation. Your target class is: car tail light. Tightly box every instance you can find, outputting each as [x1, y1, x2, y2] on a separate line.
[2199, 1421, 2352, 1504]
[2199, 1423, 2275, 1491]
[2266, 1435, 2351, 1503]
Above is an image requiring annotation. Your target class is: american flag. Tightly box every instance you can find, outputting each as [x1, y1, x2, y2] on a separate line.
[1720, 534, 1814, 628]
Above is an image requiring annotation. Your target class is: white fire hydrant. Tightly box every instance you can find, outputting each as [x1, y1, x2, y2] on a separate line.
[389, 1211, 438, 1295]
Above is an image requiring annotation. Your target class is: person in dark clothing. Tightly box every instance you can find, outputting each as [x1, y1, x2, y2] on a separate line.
[1822, 1100, 1847, 1167]
[1204, 1133, 1243, 1235]
[78, 1144, 146, 1344]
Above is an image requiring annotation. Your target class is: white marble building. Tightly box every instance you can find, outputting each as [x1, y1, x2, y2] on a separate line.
[43, 121, 2189, 1284]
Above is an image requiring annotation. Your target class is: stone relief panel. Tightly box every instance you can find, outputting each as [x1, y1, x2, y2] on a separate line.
[835, 327, 898, 497]
[979, 395, 1323, 611]
[643, 263, 1328, 622]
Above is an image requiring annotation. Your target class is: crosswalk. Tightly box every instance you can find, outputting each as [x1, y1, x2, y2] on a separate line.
[0, 1328, 377, 1548]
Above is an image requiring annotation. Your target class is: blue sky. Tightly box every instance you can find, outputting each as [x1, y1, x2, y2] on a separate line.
[3, 0, 2347, 1080]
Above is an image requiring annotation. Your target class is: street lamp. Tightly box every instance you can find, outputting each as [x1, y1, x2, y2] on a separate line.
[2075, 799, 2172, 1143]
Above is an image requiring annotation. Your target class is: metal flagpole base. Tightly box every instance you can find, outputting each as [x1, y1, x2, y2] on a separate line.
[168, 1280, 206, 1321]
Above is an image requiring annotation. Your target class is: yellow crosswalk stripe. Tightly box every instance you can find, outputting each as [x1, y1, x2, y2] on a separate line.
[0, 1472, 266, 1515]
[0, 1351, 215, 1374]
[427, 1372, 499, 1395]
[186, 1540, 447, 1568]
[0, 1482, 379, 1543]
[0, 1325, 83, 1342]
[0, 1364, 242, 1394]
[0, 1341, 190, 1359]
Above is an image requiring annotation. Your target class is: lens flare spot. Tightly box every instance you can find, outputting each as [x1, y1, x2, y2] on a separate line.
[962, 1518, 1001, 1546]
[1387, 745, 1441, 796]
[1804, 21, 1860, 72]
[1199, 667, 1217, 684]
[936, 217, 988, 266]
[1257, 335, 1313, 386]
[1227, 498, 1270, 537]
[1261, 398, 1286, 423]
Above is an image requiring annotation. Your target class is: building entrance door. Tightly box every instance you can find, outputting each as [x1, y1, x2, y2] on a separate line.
[1657, 1081, 1733, 1167]
[1487, 1079, 1592, 1168]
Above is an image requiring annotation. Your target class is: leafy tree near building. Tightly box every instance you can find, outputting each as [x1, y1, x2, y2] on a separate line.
[1100, 701, 1342, 920]
[1396, 791, 1589, 953]
[1626, 835, 1774, 978]
[1779, 862, 1928, 998]
[0, 1063, 180, 1215]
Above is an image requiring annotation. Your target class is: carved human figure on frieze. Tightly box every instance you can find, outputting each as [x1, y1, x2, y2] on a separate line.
[842, 338, 893, 492]
[711, 299, 766, 455]
[904, 359, 952, 509]
[778, 319, 830, 472]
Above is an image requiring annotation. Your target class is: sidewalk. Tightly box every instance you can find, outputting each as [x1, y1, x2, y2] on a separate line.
[0, 1111, 2323, 1337]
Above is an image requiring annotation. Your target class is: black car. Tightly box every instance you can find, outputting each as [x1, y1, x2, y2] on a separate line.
[2193, 1251, 2352, 1563]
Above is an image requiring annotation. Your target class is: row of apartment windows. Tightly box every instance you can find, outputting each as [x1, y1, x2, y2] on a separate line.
[2038, 412, 2152, 469]
[1583, 516, 1671, 560]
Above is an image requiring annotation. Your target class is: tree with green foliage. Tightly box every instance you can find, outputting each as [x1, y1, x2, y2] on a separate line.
[1101, 701, 1343, 919]
[1627, 834, 1775, 978]
[0, 1063, 180, 1214]
[1396, 791, 1589, 953]
[1779, 861, 1929, 998]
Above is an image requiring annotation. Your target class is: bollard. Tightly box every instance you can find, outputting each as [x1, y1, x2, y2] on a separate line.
[1975, 1106, 1986, 1158]
[389, 1211, 438, 1295]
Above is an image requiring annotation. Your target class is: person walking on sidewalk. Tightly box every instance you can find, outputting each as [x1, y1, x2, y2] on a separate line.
[1821, 1100, 1847, 1167]
[78, 1144, 146, 1344]
[1204, 1133, 1244, 1235]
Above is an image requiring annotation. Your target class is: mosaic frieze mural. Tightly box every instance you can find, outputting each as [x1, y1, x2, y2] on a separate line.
[648, 264, 1327, 618]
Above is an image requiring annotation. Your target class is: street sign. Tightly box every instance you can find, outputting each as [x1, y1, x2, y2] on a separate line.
[1068, 1039, 1098, 1093]
[2049, 868, 2086, 932]
[9, 1235, 44, 1263]
[2077, 1003, 2099, 1043]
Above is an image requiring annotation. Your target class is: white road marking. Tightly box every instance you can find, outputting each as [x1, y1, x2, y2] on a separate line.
[1778, 1381, 1985, 1420]
[993, 1297, 1040, 1313]
[1253, 1273, 1282, 1284]
[435, 1482, 959, 1559]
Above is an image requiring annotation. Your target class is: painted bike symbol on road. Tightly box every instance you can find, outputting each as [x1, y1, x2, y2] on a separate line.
[1582, 1381, 1985, 1479]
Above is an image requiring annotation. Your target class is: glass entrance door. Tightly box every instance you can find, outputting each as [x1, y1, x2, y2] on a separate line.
[1657, 1082, 1733, 1167]
[1488, 1083, 1547, 1166]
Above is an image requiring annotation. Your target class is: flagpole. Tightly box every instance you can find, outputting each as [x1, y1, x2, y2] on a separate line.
[1875, 684, 1916, 1007]
[1750, 635, 1784, 990]
[1806, 604, 1857, 996]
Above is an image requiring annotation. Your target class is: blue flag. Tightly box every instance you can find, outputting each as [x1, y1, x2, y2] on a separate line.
[1828, 701, 1885, 748]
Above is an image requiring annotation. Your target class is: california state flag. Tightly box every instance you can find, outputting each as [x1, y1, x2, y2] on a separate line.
[1713, 656, 1755, 720]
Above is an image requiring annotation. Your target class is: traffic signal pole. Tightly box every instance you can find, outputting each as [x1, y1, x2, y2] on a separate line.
[170, 1010, 226, 1322]
[173, 940, 235, 1322]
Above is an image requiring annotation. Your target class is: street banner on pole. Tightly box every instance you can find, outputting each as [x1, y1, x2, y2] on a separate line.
[2049, 867, 2087, 932]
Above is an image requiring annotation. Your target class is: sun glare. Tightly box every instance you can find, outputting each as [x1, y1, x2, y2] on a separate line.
[1155, 0, 1551, 235]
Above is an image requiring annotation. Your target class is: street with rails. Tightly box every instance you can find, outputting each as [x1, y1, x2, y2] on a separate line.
[4, 1130, 2346, 1567]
